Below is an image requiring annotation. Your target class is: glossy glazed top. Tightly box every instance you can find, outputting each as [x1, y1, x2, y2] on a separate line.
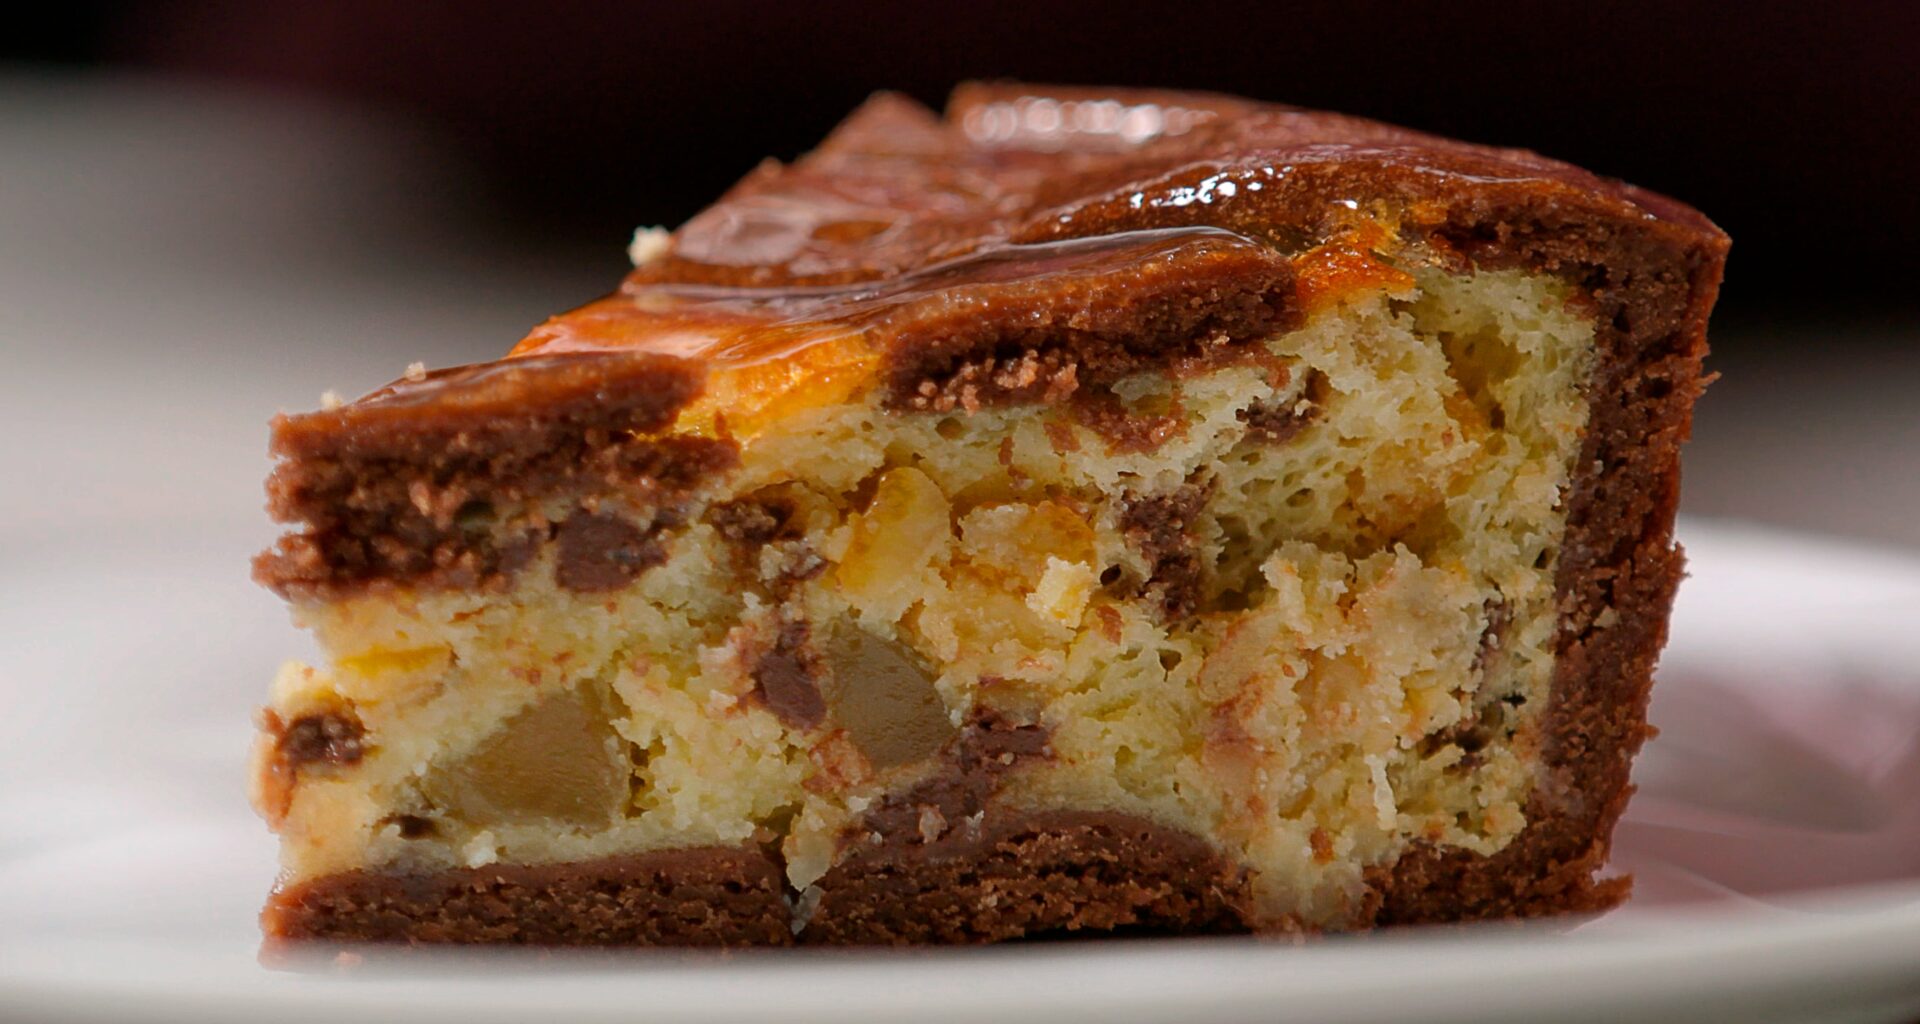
[313, 82, 1726, 432]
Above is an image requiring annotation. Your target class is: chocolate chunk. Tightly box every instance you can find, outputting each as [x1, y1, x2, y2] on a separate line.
[1238, 370, 1326, 445]
[1238, 400, 1310, 444]
[1419, 701, 1506, 765]
[554, 510, 666, 592]
[1071, 387, 1187, 454]
[707, 491, 825, 596]
[750, 621, 827, 730]
[707, 496, 799, 547]
[1471, 597, 1512, 678]
[857, 708, 1052, 846]
[958, 707, 1053, 763]
[279, 711, 365, 768]
[1412, 599, 1517, 768]
[1117, 477, 1216, 621]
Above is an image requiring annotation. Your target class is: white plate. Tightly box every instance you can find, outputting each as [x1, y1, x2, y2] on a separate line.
[3, 518, 1918, 1024]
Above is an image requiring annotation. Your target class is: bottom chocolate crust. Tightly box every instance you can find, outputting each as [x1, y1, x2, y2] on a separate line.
[262, 808, 1630, 947]
[1369, 830, 1629, 927]
[805, 810, 1256, 945]
[262, 845, 792, 946]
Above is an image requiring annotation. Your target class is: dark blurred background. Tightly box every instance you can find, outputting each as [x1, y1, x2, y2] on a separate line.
[4, 2, 1918, 547]
[14, 1, 1920, 315]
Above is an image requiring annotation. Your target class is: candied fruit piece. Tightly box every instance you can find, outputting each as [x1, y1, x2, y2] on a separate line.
[957, 500, 1096, 587]
[820, 626, 954, 769]
[837, 466, 951, 620]
[1025, 556, 1098, 627]
[422, 684, 627, 826]
[1289, 230, 1415, 313]
[335, 646, 450, 678]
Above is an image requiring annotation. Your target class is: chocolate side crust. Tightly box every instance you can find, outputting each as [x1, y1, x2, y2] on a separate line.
[256, 352, 735, 599]
[806, 810, 1254, 944]
[1369, 165, 1723, 923]
[262, 845, 791, 946]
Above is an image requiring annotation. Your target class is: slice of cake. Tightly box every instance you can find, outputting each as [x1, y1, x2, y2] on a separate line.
[249, 83, 1727, 945]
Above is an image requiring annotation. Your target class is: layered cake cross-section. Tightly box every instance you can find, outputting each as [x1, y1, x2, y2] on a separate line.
[249, 83, 1727, 945]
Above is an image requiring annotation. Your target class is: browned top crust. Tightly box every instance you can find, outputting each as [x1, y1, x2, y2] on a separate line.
[257, 82, 1728, 598]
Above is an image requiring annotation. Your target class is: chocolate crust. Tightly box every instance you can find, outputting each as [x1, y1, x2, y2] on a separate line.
[262, 845, 791, 946]
[1367, 140, 1723, 920]
[806, 810, 1253, 945]
[255, 352, 736, 600]
[1117, 475, 1217, 622]
[264, 812, 1250, 947]
[877, 232, 1299, 413]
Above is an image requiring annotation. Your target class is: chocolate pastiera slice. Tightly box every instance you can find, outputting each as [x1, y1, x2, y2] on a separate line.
[249, 84, 1726, 945]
